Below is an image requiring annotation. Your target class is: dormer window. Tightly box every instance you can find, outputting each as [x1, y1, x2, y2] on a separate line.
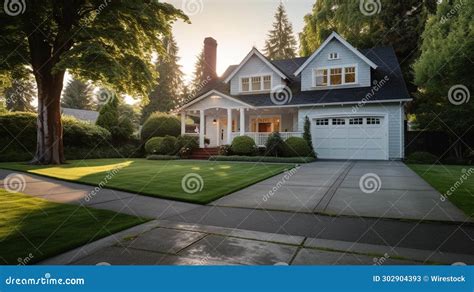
[329, 52, 339, 60]
[313, 65, 357, 87]
[241, 75, 272, 92]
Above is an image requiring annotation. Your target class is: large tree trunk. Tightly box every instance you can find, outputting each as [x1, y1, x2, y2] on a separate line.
[31, 70, 66, 165]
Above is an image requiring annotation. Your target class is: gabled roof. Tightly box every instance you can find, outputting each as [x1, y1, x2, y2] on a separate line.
[223, 47, 289, 83]
[178, 89, 254, 111]
[61, 108, 99, 123]
[294, 31, 378, 76]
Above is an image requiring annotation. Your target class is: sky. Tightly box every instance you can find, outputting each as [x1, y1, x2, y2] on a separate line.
[163, 0, 315, 83]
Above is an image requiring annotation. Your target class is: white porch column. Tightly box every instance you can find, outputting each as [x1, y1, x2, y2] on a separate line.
[227, 108, 232, 144]
[240, 108, 245, 136]
[181, 112, 186, 135]
[199, 110, 205, 148]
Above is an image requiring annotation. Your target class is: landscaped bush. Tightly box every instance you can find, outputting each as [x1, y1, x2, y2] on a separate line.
[218, 145, 232, 156]
[265, 132, 285, 157]
[0, 112, 38, 152]
[63, 116, 111, 148]
[283, 137, 313, 157]
[405, 152, 439, 164]
[146, 155, 180, 160]
[209, 155, 316, 164]
[231, 136, 256, 156]
[144, 136, 177, 155]
[175, 135, 199, 150]
[141, 112, 180, 141]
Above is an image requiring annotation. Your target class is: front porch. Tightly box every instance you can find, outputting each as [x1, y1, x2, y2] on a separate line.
[180, 100, 302, 148]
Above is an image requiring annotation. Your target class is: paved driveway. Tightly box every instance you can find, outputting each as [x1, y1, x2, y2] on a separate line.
[211, 161, 469, 222]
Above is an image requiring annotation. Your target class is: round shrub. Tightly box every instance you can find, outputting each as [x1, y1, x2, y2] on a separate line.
[265, 132, 285, 157]
[144, 136, 177, 155]
[141, 112, 180, 141]
[283, 137, 312, 157]
[405, 152, 438, 164]
[231, 136, 256, 156]
[175, 135, 199, 150]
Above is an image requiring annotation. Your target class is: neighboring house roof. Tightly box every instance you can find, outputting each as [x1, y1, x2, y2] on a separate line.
[61, 108, 99, 123]
[294, 32, 378, 76]
[223, 47, 290, 83]
[182, 46, 410, 109]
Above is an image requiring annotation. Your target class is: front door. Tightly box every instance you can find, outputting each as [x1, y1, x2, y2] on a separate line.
[258, 122, 272, 133]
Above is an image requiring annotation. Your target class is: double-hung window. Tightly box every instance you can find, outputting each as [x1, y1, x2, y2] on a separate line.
[344, 67, 356, 84]
[330, 68, 342, 85]
[315, 69, 328, 87]
[241, 75, 272, 92]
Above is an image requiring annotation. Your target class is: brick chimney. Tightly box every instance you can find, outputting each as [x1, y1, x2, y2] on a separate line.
[203, 37, 217, 82]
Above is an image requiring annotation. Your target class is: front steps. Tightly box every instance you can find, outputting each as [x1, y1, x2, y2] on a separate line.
[189, 147, 219, 160]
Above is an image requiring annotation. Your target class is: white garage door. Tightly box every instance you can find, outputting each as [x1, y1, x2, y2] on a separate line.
[311, 116, 388, 160]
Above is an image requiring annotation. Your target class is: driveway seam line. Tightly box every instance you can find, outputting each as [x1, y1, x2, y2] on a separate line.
[313, 161, 355, 213]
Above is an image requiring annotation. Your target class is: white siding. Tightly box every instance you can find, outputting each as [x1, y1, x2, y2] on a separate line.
[300, 39, 371, 91]
[298, 103, 404, 160]
[230, 55, 285, 95]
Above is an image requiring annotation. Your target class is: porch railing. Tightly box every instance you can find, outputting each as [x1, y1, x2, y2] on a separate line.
[231, 132, 303, 146]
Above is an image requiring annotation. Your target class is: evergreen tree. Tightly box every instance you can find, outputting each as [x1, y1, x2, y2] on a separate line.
[299, 0, 437, 93]
[303, 116, 315, 156]
[96, 95, 134, 143]
[142, 34, 183, 122]
[190, 48, 205, 92]
[4, 77, 36, 112]
[61, 79, 94, 110]
[263, 2, 297, 60]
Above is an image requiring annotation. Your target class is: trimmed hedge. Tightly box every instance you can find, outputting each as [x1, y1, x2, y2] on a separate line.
[146, 155, 180, 160]
[283, 137, 313, 158]
[0, 112, 114, 162]
[209, 155, 316, 164]
[405, 151, 439, 164]
[231, 136, 256, 156]
[141, 112, 180, 141]
[144, 136, 177, 155]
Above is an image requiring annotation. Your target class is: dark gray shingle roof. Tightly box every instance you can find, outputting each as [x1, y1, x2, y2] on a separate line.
[187, 46, 410, 107]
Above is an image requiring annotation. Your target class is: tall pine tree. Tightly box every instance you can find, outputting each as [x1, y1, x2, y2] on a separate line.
[4, 77, 36, 112]
[190, 48, 205, 92]
[61, 79, 95, 110]
[263, 2, 297, 60]
[141, 34, 183, 122]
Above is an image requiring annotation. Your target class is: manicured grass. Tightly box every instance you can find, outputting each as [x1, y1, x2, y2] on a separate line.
[0, 159, 293, 204]
[0, 189, 146, 265]
[408, 164, 474, 217]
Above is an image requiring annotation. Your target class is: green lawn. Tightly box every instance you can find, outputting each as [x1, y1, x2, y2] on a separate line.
[0, 189, 146, 265]
[408, 164, 474, 217]
[0, 159, 293, 204]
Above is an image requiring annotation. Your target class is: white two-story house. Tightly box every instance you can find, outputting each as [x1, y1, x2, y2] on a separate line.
[179, 32, 411, 160]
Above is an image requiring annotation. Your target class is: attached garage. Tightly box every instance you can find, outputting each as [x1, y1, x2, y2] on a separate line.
[311, 115, 388, 160]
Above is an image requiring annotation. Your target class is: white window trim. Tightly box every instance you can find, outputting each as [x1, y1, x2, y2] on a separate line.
[312, 64, 358, 88]
[328, 52, 340, 60]
[239, 74, 273, 93]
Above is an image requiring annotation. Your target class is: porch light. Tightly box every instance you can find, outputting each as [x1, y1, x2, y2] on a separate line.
[211, 95, 221, 99]
[213, 119, 217, 125]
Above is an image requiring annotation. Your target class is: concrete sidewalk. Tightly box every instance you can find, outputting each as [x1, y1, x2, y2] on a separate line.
[0, 169, 200, 220]
[40, 220, 474, 265]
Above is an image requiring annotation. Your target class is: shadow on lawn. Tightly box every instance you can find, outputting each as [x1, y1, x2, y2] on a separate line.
[0, 192, 145, 265]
